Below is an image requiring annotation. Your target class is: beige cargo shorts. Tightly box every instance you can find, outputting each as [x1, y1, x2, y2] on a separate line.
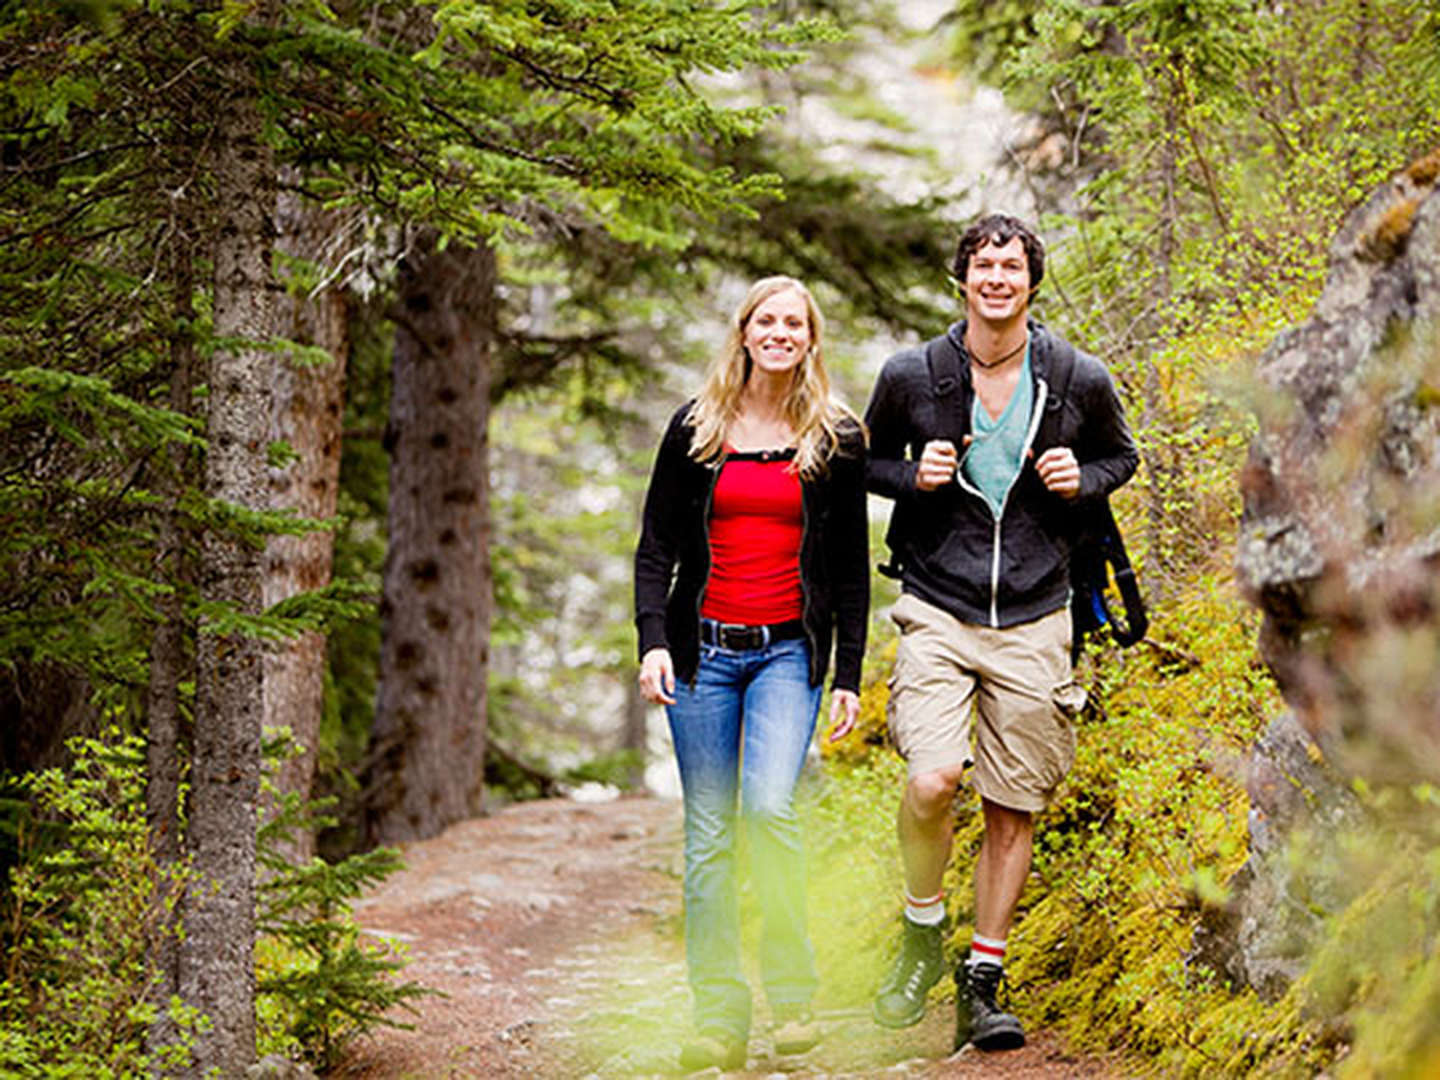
[885, 591, 1086, 812]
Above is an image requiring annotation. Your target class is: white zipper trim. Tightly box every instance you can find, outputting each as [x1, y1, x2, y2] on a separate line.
[955, 376, 1049, 627]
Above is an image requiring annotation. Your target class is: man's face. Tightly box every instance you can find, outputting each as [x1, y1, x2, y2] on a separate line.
[964, 236, 1030, 326]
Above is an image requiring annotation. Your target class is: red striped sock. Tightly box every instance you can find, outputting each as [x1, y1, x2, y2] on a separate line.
[967, 933, 1006, 968]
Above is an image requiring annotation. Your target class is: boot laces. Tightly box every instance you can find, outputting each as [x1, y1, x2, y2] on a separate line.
[886, 926, 936, 994]
[968, 961, 1009, 1009]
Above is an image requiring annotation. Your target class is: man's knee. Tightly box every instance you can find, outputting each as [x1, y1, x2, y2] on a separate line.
[905, 766, 967, 819]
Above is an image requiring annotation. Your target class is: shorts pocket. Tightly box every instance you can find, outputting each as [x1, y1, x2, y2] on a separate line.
[1051, 679, 1087, 721]
[1041, 680, 1082, 787]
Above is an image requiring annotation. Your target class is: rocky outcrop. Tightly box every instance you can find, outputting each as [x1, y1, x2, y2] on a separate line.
[1238, 148, 1440, 782]
[1193, 710, 1361, 999]
[1208, 149, 1440, 997]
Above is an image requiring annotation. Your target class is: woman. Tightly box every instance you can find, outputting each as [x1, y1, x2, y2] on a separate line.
[634, 276, 869, 1071]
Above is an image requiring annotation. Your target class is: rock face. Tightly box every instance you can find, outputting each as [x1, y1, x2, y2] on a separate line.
[1212, 150, 1440, 997]
[1238, 148, 1440, 781]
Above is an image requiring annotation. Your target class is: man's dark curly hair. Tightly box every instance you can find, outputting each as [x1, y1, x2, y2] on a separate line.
[951, 213, 1045, 293]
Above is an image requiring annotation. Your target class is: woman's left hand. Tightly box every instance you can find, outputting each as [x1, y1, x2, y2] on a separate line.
[825, 688, 861, 743]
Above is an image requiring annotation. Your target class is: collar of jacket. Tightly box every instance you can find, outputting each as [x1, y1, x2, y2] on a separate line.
[943, 316, 1058, 386]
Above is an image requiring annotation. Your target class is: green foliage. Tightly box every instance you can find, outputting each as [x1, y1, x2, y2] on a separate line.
[0, 725, 430, 1076]
[1284, 805, 1440, 1078]
[1008, 0, 1440, 344]
[256, 734, 433, 1071]
[1010, 572, 1297, 1075]
[0, 730, 199, 1077]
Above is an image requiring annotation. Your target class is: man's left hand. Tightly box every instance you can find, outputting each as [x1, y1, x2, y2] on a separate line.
[1035, 446, 1081, 498]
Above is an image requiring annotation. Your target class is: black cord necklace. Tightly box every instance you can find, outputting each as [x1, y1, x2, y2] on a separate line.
[967, 334, 1028, 370]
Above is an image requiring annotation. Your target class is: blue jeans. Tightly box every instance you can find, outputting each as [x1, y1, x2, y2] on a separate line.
[666, 635, 823, 1040]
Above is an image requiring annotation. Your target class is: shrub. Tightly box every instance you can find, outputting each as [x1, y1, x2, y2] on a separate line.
[255, 733, 434, 1072]
[0, 729, 198, 1077]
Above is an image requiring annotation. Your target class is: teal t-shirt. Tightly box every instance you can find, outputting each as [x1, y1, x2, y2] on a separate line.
[963, 349, 1033, 515]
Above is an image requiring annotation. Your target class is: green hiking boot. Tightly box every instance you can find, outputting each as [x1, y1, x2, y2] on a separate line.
[872, 918, 946, 1028]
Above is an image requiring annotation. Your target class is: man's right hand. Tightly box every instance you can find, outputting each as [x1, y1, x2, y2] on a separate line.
[915, 439, 958, 491]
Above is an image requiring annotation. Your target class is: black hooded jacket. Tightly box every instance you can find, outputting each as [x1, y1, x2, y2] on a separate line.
[633, 401, 870, 691]
[865, 319, 1138, 629]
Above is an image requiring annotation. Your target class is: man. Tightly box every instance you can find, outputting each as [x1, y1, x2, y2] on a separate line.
[863, 213, 1137, 1052]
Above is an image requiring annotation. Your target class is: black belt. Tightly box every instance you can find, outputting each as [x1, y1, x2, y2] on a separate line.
[700, 618, 805, 651]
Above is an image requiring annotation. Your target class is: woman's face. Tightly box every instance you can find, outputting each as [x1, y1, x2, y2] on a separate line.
[742, 288, 812, 378]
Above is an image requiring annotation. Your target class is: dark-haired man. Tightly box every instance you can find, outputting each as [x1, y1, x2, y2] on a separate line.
[864, 214, 1137, 1052]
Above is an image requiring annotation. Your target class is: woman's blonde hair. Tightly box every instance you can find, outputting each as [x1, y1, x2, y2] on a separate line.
[688, 276, 862, 478]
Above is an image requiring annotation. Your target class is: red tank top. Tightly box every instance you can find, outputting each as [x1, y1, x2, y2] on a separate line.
[700, 452, 804, 625]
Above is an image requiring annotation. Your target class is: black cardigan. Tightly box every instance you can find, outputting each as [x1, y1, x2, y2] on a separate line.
[633, 401, 870, 691]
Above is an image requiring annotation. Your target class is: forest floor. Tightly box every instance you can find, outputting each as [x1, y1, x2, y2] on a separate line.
[342, 795, 1127, 1079]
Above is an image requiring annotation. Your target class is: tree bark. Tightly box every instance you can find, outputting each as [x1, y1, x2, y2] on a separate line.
[365, 237, 494, 846]
[262, 183, 349, 862]
[622, 677, 648, 792]
[145, 243, 197, 1049]
[179, 51, 275, 1077]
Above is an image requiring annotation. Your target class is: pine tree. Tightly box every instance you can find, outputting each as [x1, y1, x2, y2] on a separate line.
[1, 0, 842, 1070]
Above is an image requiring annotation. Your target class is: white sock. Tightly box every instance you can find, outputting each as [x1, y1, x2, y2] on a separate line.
[903, 890, 945, 927]
[967, 933, 1006, 969]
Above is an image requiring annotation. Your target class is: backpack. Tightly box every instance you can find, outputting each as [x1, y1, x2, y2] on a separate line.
[879, 329, 1147, 658]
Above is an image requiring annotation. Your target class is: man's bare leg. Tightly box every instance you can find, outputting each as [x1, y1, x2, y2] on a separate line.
[874, 763, 968, 1028]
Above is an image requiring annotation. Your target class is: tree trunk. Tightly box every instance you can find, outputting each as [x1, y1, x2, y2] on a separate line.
[145, 245, 197, 1049]
[365, 237, 493, 846]
[622, 677, 648, 792]
[179, 55, 275, 1077]
[262, 183, 349, 862]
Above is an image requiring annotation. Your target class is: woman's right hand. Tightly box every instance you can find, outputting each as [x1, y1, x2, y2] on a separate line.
[638, 647, 676, 705]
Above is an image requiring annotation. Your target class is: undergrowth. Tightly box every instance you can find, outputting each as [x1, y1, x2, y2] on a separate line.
[0, 728, 429, 1077]
[0, 731, 200, 1077]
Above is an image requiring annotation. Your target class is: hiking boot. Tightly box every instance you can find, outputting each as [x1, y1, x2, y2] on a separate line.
[872, 918, 946, 1028]
[679, 1030, 746, 1072]
[954, 961, 1025, 1052]
[771, 1006, 820, 1055]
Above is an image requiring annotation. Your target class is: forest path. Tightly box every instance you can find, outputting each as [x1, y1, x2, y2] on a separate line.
[341, 795, 1121, 1078]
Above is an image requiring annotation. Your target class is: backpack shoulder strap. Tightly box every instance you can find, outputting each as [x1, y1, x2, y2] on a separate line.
[1037, 326, 1078, 447]
[878, 332, 963, 580]
[924, 331, 966, 444]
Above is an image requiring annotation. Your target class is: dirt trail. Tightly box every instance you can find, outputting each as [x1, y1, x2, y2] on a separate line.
[342, 795, 1122, 1078]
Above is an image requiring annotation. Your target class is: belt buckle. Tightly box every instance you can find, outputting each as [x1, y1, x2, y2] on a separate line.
[720, 622, 764, 650]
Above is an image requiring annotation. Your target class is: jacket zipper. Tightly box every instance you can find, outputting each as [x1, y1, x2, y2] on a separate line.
[954, 376, 1049, 627]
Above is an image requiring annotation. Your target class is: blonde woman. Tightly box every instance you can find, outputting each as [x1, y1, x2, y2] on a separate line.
[634, 276, 869, 1070]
